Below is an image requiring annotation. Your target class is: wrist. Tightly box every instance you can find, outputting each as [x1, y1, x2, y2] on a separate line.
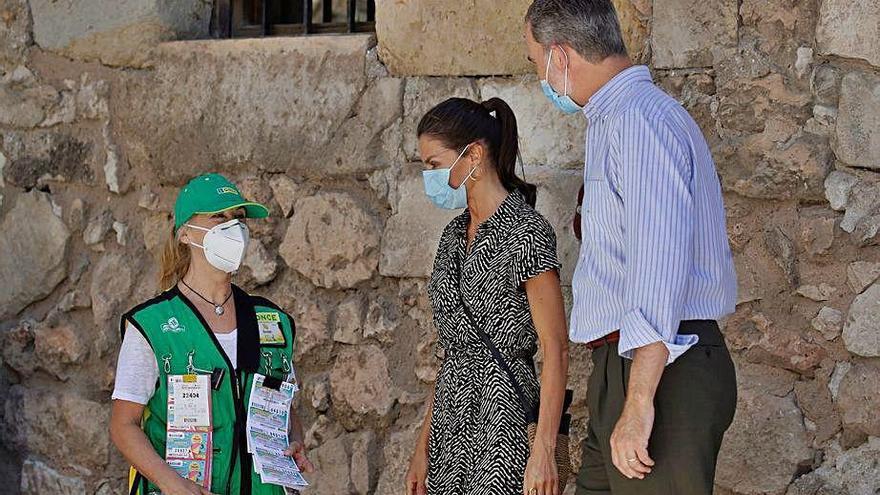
[532, 432, 557, 451]
[623, 393, 654, 413]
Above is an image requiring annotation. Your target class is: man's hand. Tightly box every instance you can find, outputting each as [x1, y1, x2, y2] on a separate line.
[610, 341, 668, 479]
[609, 401, 655, 479]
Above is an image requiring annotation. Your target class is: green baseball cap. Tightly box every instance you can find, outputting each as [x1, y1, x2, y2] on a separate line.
[173, 173, 269, 232]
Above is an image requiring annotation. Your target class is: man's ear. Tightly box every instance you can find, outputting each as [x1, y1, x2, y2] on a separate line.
[549, 44, 571, 71]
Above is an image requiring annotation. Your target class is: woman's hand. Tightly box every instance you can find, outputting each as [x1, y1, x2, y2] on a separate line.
[284, 441, 316, 473]
[404, 444, 429, 495]
[161, 477, 218, 495]
[523, 441, 559, 495]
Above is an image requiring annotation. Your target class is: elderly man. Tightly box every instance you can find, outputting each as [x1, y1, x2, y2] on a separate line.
[523, 1, 739, 494]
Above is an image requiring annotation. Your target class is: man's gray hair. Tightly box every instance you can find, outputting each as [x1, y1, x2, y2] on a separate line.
[526, 0, 628, 62]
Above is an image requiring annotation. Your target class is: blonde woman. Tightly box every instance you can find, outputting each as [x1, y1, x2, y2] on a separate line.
[109, 173, 314, 495]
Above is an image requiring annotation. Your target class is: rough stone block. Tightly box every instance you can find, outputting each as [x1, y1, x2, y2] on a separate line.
[116, 35, 387, 182]
[479, 77, 586, 169]
[816, 0, 880, 67]
[847, 261, 880, 295]
[842, 282, 880, 357]
[402, 77, 478, 162]
[379, 165, 461, 279]
[29, 0, 211, 67]
[836, 361, 880, 438]
[529, 166, 582, 285]
[786, 437, 880, 495]
[0, 191, 70, 319]
[329, 345, 395, 429]
[90, 252, 134, 326]
[716, 360, 812, 495]
[375, 0, 531, 76]
[20, 459, 85, 495]
[279, 191, 381, 289]
[3, 386, 110, 470]
[652, 0, 738, 68]
[835, 71, 880, 170]
[0, 0, 31, 63]
[375, 424, 421, 495]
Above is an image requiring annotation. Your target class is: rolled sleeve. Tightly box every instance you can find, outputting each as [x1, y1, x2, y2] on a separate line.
[618, 308, 699, 364]
[616, 109, 697, 364]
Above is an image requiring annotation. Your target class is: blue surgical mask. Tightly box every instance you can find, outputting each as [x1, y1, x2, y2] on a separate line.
[541, 48, 583, 114]
[422, 144, 475, 210]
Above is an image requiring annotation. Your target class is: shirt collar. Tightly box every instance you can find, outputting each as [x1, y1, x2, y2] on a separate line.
[582, 65, 652, 120]
[452, 190, 525, 236]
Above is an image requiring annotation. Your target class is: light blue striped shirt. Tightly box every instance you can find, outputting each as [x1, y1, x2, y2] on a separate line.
[570, 65, 737, 364]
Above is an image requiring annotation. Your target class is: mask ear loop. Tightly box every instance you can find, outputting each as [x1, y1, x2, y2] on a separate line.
[450, 143, 479, 186]
[546, 46, 572, 97]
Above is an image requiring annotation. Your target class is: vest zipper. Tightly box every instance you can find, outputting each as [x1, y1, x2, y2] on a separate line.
[175, 292, 251, 495]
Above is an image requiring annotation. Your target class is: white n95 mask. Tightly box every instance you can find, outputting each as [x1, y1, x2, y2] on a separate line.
[185, 218, 250, 273]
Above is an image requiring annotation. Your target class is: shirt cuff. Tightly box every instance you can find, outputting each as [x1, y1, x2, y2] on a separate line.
[617, 308, 698, 365]
[111, 391, 151, 405]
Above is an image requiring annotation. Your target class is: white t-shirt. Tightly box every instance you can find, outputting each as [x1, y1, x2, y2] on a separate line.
[112, 321, 238, 405]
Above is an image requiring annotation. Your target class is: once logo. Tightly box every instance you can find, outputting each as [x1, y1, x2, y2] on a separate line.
[162, 317, 186, 333]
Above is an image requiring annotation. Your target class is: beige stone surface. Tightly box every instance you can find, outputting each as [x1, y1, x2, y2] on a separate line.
[20, 459, 86, 495]
[716, 361, 813, 494]
[835, 71, 880, 170]
[836, 361, 880, 438]
[29, 0, 211, 67]
[652, 0, 738, 68]
[479, 76, 586, 168]
[3, 386, 110, 470]
[2, 1, 880, 493]
[816, 0, 880, 67]
[402, 77, 479, 161]
[0, 0, 31, 64]
[330, 345, 396, 429]
[375, 0, 532, 76]
[842, 283, 880, 357]
[0, 191, 70, 319]
[279, 191, 381, 289]
[115, 35, 382, 183]
[379, 165, 462, 278]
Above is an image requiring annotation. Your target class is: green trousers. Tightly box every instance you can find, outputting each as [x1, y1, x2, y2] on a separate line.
[575, 320, 737, 495]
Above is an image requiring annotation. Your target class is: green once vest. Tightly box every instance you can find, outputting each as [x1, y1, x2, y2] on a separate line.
[121, 285, 296, 495]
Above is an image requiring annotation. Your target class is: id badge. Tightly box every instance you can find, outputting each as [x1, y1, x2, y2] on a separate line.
[257, 312, 286, 346]
[167, 374, 212, 429]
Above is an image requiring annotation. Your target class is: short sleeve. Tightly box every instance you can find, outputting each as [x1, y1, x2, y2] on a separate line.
[111, 321, 160, 405]
[512, 215, 561, 288]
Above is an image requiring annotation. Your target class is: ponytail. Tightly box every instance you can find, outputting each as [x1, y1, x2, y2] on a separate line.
[480, 98, 538, 207]
[417, 96, 538, 207]
[158, 227, 190, 292]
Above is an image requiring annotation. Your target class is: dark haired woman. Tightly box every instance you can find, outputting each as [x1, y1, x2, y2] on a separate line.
[405, 97, 570, 495]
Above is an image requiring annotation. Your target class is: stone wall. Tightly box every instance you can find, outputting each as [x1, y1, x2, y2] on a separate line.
[0, 0, 879, 494]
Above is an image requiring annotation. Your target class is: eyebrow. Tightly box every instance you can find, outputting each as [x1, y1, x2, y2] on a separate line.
[424, 152, 442, 163]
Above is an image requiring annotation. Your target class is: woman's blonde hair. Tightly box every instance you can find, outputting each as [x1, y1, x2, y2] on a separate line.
[158, 226, 191, 292]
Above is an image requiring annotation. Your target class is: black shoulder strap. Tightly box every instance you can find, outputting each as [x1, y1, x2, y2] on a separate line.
[458, 290, 538, 423]
[232, 284, 260, 372]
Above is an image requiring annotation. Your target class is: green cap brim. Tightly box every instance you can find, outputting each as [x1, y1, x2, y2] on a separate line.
[193, 201, 270, 219]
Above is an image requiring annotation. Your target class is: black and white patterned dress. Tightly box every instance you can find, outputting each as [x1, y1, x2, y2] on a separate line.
[426, 191, 561, 495]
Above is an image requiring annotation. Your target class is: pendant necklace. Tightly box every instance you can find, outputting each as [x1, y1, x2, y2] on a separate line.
[181, 279, 232, 316]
